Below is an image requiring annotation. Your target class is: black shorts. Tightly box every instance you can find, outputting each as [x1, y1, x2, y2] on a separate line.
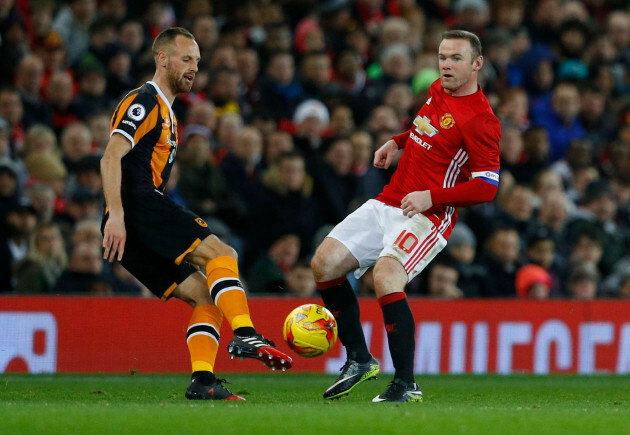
[101, 190, 212, 300]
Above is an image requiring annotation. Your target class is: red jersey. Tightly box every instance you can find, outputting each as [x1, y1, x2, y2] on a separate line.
[377, 79, 501, 239]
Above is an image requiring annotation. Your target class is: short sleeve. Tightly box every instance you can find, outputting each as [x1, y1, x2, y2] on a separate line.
[110, 92, 159, 148]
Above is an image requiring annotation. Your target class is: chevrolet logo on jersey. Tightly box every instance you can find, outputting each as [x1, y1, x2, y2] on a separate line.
[413, 115, 438, 137]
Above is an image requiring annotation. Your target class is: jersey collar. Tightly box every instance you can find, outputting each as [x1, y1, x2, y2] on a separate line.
[147, 81, 176, 130]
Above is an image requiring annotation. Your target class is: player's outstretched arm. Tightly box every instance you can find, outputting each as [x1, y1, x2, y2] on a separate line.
[101, 134, 132, 262]
[374, 139, 400, 169]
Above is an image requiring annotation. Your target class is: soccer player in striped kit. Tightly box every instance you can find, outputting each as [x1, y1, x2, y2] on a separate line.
[101, 27, 292, 401]
[311, 30, 501, 402]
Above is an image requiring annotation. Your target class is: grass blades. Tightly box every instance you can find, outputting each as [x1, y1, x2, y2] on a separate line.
[1, 374, 630, 434]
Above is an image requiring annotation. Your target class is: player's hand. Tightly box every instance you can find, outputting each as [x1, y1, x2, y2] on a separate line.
[374, 139, 399, 169]
[401, 191, 433, 217]
[103, 212, 126, 262]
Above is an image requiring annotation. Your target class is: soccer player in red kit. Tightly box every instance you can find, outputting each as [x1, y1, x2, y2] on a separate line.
[311, 30, 501, 402]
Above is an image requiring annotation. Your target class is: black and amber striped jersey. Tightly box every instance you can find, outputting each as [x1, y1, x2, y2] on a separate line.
[110, 81, 179, 194]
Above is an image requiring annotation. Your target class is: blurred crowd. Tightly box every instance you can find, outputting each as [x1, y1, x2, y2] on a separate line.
[1, 0, 630, 300]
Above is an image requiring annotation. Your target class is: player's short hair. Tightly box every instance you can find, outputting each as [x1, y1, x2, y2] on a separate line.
[442, 30, 482, 60]
[152, 27, 195, 62]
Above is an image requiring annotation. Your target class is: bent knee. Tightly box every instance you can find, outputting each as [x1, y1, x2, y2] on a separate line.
[311, 252, 329, 276]
[201, 235, 238, 261]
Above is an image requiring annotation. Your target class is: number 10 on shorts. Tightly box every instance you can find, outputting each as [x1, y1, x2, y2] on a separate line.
[393, 230, 419, 254]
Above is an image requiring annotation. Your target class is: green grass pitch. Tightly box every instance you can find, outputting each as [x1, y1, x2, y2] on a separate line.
[2, 373, 630, 434]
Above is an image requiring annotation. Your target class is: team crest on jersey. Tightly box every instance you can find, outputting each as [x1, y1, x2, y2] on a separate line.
[127, 104, 146, 121]
[413, 115, 438, 137]
[195, 217, 208, 227]
[440, 113, 455, 129]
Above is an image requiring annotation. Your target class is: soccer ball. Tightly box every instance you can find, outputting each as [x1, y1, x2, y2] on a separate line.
[283, 304, 338, 357]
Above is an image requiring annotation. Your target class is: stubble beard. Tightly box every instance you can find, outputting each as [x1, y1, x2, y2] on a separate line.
[167, 64, 192, 94]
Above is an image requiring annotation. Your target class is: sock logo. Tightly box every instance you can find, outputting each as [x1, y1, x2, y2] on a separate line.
[386, 323, 396, 332]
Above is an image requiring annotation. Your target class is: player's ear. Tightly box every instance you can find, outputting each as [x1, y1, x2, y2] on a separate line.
[473, 55, 483, 72]
[157, 50, 168, 68]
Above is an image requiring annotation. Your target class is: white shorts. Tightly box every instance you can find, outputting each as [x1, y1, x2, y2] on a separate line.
[327, 199, 447, 281]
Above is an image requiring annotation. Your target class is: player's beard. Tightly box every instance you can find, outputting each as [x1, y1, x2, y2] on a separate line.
[166, 63, 193, 94]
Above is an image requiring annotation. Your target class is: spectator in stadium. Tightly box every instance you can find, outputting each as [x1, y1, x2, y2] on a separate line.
[15, 222, 67, 294]
[118, 20, 147, 65]
[75, 155, 103, 197]
[71, 62, 113, 121]
[312, 137, 358, 226]
[311, 30, 500, 402]
[105, 46, 135, 101]
[0, 159, 20, 218]
[383, 83, 414, 131]
[425, 255, 463, 299]
[285, 259, 317, 298]
[252, 150, 322, 258]
[515, 263, 552, 300]
[23, 150, 67, 213]
[263, 130, 294, 169]
[259, 51, 301, 121]
[51, 0, 97, 65]
[567, 180, 627, 276]
[532, 169, 564, 205]
[191, 15, 218, 58]
[479, 224, 520, 297]
[494, 183, 537, 239]
[59, 122, 93, 176]
[236, 48, 262, 115]
[54, 241, 113, 295]
[517, 126, 550, 183]
[524, 226, 566, 296]
[247, 233, 300, 294]
[329, 105, 355, 138]
[213, 113, 242, 164]
[56, 186, 101, 247]
[206, 67, 241, 117]
[568, 225, 605, 274]
[350, 130, 386, 201]
[86, 111, 111, 152]
[14, 55, 52, 127]
[0, 88, 27, 156]
[100, 28, 293, 402]
[366, 105, 400, 137]
[0, 197, 39, 292]
[292, 99, 330, 163]
[531, 81, 586, 162]
[45, 71, 80, 136]
[70, 219, 102, 254]
[177, 124, 246, 230]
[79, 18, 118, 69]
[24, 182, 56, 224]
[565, 261, 599, 300]
[219, 126, 265, 212]
[445, 222, 485, 298]
[299, 51, 342, 102]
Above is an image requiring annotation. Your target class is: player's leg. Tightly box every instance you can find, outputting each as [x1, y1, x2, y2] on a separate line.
[371, 257, 422, 403]
[312, 237, 371, 364]
[311, 201, 384, 399]
[110, 229, 242, 400]
[185, 235, 292, 371]
[171, 272, 244, 401]
[371, 214, 446, 403]
[120, 191, 291, 371]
